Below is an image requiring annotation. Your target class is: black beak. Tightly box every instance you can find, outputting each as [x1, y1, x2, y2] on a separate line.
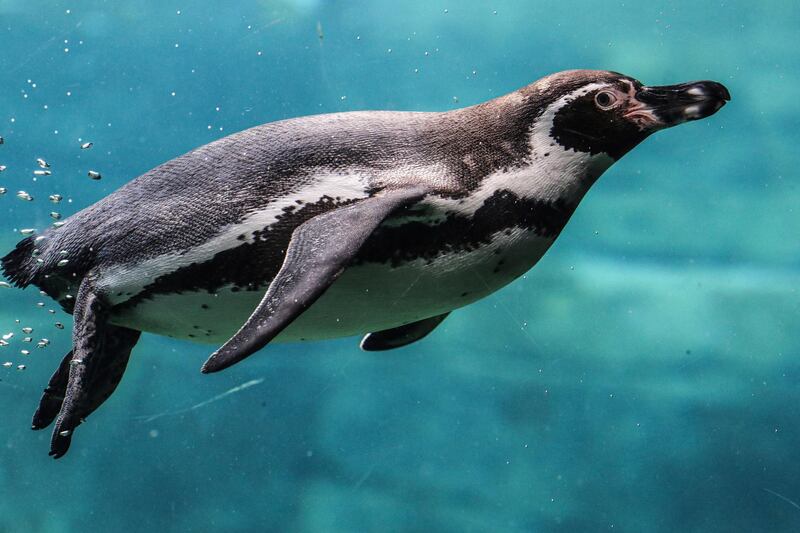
[635, 80, 730, 128]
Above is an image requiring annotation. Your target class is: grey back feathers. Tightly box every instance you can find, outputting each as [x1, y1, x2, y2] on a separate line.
[3, 70, 628, 299]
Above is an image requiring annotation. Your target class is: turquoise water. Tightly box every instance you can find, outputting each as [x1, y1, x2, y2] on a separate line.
[0, 1, 798, 531]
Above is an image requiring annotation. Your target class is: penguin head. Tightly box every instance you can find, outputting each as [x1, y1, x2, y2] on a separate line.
[532, 70, 730, 161]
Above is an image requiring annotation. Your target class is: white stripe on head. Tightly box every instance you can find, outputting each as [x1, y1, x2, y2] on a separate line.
[526, 82, 615, 201]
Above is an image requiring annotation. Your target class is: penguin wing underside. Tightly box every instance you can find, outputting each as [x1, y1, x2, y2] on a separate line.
[201, 186, 429, 373]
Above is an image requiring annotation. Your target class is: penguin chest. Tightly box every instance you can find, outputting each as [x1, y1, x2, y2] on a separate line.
[108, 226, 554, 343]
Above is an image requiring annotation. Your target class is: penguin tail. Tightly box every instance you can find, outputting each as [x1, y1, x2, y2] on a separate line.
[1, 236, 38, 288]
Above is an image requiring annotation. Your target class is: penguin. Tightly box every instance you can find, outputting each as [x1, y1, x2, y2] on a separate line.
[0, 70, 729, 457]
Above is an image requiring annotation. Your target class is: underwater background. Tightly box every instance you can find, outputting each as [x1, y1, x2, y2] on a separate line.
[0, 1, 798, 531]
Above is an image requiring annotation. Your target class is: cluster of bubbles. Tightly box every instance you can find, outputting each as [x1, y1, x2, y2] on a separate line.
[1, 318, 56, 371]
[0, 141, 101, 213]
[0, 281, 67, 370]
[0, 135, 99, 373]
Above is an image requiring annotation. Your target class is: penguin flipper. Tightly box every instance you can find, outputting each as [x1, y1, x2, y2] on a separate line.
[360, 313, 450, 351]
[201, 187, 428, 374]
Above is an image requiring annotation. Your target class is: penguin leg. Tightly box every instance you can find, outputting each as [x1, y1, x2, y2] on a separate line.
[360, 312, 450, 351]
[32, 325, 141, 432]
[48, 275, 115, 458]
[201, 187, 428, 373]
[81, 326, 140, 419]
[31, 350, 73, 430]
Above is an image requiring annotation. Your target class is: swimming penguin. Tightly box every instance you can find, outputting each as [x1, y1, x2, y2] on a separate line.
[1, 70, 729, 457]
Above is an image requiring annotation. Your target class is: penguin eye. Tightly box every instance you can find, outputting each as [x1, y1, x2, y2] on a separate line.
[594, 91, 617, 110]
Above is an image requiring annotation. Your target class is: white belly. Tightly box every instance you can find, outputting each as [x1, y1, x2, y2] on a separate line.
[109, 228, 553, 343]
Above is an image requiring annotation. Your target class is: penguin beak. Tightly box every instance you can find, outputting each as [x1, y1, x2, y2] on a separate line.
[632, 80, 730, 129]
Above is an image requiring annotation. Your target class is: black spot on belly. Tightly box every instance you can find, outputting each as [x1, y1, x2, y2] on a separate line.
[201, 304, 209, 309]
[356, 190, 574, 267]
[460, 291, 469, 297]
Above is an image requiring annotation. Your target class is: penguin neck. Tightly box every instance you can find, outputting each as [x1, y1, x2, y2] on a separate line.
[523, 126, 615, 206]
[525, 88, 616, 206]
[467, 90, 615, 208]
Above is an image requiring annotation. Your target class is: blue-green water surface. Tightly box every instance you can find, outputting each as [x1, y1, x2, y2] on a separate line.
[1, 1, 799, 531]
